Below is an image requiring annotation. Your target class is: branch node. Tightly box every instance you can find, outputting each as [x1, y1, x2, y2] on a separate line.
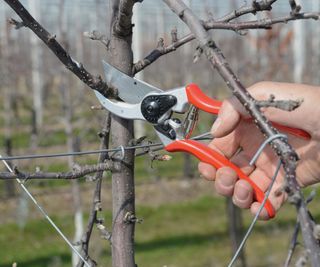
[129, 136, 147, 146]
[83, 30, 110, 48]
[8, 18, 25, 29]
[157, 37, 165, 49]
[124, 211, 143, 224]
[98, 130, 108, 139]
[91, 105, 104, 110]
[289, 0, 302, 16]
[48, 34, 56, 42]
[288, 191, 302, 205]
[149, 151, 172, 168]
[171, 27, 178, 43]
[96, 222, 112, 241]
[193, 46, 203, 63]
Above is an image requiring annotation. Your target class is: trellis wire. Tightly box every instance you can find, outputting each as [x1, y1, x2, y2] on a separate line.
[228, 159, 282, 267]
[0, 132, 212, 161]
[228, 133, 288, 267]
[249, 134, 288, 166]
[0, 143, 163, 161]
[0, 154, 92, 267]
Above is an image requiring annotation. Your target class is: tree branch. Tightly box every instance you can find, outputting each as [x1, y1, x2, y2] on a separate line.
[218, 0, 277, 22]
[255, 95, 303, 111]
[133, 0, 278, 73]
[163, 0, 320, 265]
[77, 113, 111, 267]
[4, 0, 117, 98]
[0, 161, 114, 180]
[133, 4, 318, 74]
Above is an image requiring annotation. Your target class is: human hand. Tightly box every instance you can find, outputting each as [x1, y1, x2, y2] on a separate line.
[198, 81, 320, 220]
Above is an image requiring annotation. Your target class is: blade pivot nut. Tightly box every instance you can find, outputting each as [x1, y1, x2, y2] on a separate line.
[141, 95, 177, 124]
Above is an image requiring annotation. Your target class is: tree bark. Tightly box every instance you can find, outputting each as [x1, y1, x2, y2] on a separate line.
[108, 1, 136, 267]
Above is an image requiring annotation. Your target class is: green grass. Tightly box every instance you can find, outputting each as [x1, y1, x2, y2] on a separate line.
[0, 194, 316, 267]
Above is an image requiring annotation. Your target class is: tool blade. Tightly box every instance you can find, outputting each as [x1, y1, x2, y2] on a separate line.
[94, 90, 144, 120]
[102, 60, 162, 103]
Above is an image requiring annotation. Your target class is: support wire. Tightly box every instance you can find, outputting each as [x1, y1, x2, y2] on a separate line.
[1, 154, 92, 267]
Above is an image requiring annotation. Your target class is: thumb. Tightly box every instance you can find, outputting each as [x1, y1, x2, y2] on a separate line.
[211, 98, 243, 138]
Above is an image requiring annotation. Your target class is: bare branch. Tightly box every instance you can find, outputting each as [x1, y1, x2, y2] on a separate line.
[77, 114, 111, 267]
[133, 7, 319, 74]
[136, 0, 272, 74]
[133, 34, 193, 74]
[255, 95, 303, 111]
[163, 0, 320, 265]
[97, 222, 112, 241]
[218, 0, 277, 22]
[8, 18, 25, 29]
[83, 30, 110, 48]
[171, 27, 178, 43]
[205, 12, 320, 32]
[0, 161, 114, 180]
[4, 0, 117, 98]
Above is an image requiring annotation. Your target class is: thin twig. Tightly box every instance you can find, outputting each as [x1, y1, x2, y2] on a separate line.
[133, 8, 318, 74]
[218, 0, 277, 22]
[255, 95, 303, 111]
[76, 113, 111, 267]
[83, 30, 110, 48]
[133, 0, 278, 73]
[288, 0, 301, 15]
[284, 220, 300, 267]
[285, 190, 319, 267]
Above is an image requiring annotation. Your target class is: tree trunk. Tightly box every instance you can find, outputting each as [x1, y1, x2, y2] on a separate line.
[108, 1, 136, 266]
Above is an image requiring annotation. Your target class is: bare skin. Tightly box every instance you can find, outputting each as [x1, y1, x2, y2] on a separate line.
[198, 81, 320, 220]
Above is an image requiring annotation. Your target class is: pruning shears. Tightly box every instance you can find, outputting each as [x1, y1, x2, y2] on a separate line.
[95, 61, 311, 219]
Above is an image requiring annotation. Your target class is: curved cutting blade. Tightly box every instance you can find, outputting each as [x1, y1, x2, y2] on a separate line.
[94, 90, 144, 120]
[102, 60, 162, 104]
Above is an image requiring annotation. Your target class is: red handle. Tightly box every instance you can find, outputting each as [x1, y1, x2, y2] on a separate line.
[185, 83, 310, 140]
[165, 139, 275, 218]
[268, 122, 311, 140]
[186, 83, 221, 114]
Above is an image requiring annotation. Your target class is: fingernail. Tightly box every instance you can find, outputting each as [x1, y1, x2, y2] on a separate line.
[237, 188, 249, 201]
[221, 175, 234, 188]
[211, 117, 221, 134]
